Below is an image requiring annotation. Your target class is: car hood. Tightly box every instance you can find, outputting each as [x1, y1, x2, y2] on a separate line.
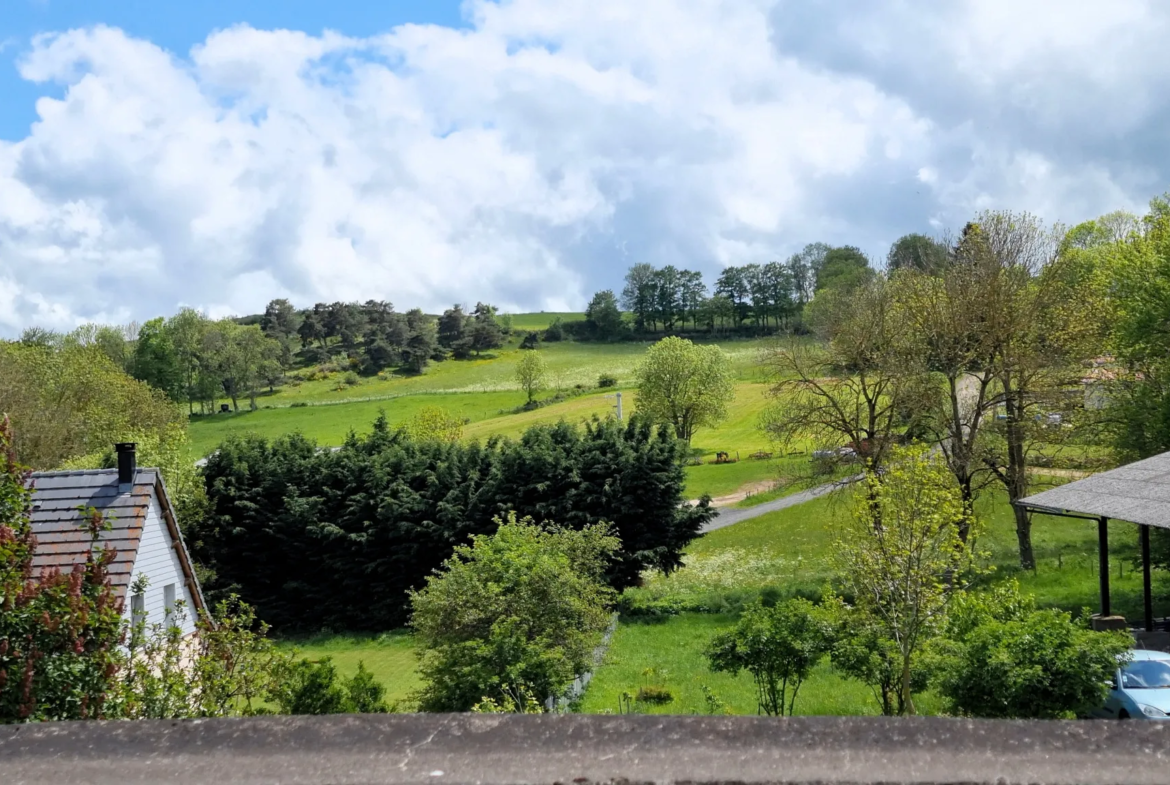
[1124, 687, 1170, 712]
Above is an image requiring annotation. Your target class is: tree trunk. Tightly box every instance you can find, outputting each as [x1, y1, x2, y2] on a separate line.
[900, 658, 916, 716]
[1013, 503, 1036, 572]
[1002, 377, 1034, 570]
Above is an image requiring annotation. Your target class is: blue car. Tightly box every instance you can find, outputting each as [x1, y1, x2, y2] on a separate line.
[1092, 649, 1170, 720]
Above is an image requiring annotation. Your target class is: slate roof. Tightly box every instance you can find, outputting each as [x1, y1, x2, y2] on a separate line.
[28, 468, 159, 597]
[1017, 452, 1170, 529]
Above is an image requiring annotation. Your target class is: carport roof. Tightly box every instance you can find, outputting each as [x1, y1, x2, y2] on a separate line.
[1017, 452, 1170, 529]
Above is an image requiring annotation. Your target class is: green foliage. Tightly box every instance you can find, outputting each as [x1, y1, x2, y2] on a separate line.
[585, 290, 626, 340]
[834, 446, 977, 715]
[635, 336, 734, 443]
[403, 406, 464, 443]
[267, 655, 390, 715]
[409, 513, 618, 711]
[931, 582, 1132, 719]
[886, 234, 949, 275]
[519, 331, 541, 350]
[815, 246, 873, 293]
[0, 340, 185, 470]
[597, 373, 618, 388]
[130, 317, 184, 400]
[821, 595, 928, 716]
[197, 414, 712, 631]
[514, 350, 547, 404]
[470, 686, 544, 714]
[705, 598, 832, 716]
[0, 416, 126, 722]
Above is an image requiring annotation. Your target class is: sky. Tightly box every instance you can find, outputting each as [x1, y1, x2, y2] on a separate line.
[0, 0, 1167, 335]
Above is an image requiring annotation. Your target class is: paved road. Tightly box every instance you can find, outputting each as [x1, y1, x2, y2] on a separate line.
[701, 474, 862, 533]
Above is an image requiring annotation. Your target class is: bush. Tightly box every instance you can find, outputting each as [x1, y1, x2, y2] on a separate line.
[930, 582, 1132, 719]
[598, 373, 618, 388]
[343, 371, 360, 387]
[268, 657, 390, 715]
[705, 598, 832, 716]
[542, 318, 565, 342]
[290, 401, 309, 408]
[520, 331, 541, 350]
[635, 685, 674, 704]
[409, 514, 618, 712]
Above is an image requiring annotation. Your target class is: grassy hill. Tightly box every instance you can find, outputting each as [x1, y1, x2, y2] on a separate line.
[186, 326, 805, 498]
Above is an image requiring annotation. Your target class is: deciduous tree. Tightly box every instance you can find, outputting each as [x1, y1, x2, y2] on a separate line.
[635, 337, 734, 444]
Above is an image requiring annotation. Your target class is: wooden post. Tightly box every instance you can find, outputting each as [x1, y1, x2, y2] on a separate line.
[1142, 524, 1154, 632]
[1098, 517, 1111, 618]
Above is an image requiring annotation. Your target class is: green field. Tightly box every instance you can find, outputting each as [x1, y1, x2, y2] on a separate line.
[580, 613, 942, 716]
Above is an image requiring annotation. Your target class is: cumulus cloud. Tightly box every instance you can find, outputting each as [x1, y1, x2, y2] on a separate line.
[0, 0, 1166, 334]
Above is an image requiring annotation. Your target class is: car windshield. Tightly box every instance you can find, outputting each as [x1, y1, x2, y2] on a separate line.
[1120, 659, 1170, 689]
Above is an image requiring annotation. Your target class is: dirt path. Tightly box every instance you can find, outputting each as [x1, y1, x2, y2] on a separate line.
[705, 480, 779, 508]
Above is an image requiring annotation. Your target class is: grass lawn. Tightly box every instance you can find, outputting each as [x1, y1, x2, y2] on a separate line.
[579, 613, 941, 716]
[504, 312, 584, 331]
[278, 632, 421, 709]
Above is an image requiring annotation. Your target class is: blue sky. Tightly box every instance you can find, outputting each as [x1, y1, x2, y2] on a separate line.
[1, 0, 1167, 334]
[0, 0, 468, 140]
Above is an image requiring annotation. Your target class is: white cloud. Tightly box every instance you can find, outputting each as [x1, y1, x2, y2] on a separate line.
[0, 0, 1167, 333]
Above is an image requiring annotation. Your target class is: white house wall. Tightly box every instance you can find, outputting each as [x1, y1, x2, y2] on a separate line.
[123, 488, 198, 637]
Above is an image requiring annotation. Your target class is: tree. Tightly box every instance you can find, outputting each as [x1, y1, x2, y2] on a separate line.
[823, 596, 928, 716]
[0, 341, 185, 470]
[887, 234, 949, 275]
[585, 290, 624, 340]
[816, 246, 873, 293]
[166, 308, 210, 414]
[931, 582, 1131, 719]
[705, 598, 832, 716]
[634, 337, 734, 444]
[679, 270, 708, 329]
[438, 305, 471, 358]
[0, 417, 126, 722]
[963, 211, 1067, 570]
[514, 350, 547, 404]
[469, 303, 504, 356]
[130, 317, 183, 400]
[621, 263, 658, 331]
[409, 514, 618, 712]
[763, 276, 923, 477]
[260, 299, 299, 365]
[787, 242, 830, 306]
[833, 446, 976, 715]
[714, 267, 751, 326]
[401, 309, 438, 373]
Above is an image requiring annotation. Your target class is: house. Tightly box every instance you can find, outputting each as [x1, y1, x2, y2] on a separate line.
[28, 443, 205, 635]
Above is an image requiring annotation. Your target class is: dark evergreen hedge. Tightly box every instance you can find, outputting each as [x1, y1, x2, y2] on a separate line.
[193, 415, 713, 631]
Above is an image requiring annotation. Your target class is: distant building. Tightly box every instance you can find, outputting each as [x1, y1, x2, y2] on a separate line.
[27, 443, 205, 636]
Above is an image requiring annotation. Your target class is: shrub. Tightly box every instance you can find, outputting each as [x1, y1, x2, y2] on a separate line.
[0, 417, 126, 722]
[343, 371, 360, 387]
[520, 331, 541, 350]
[635, 685, 674, 704]
[542, 318, 565, 342]
[705, 598, 832, 716]
[930, 582, 1132, 719]
[598, 373, 618, 388]
[409, 514, 619, 712]
[268, 657, 390, 715]
[290, 401, 309, 408]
